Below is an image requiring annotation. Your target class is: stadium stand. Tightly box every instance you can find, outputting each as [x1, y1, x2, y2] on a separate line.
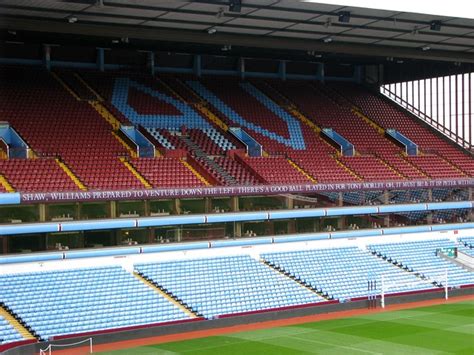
[136, 255, 325, 319]
[0, 266, 191, 340]
[0, 66, 143, 191]
[368, 239, 474, 286]
[1, 66, 472, 193]
[333, 83, 474, 177]
[262, 246, 435, 301]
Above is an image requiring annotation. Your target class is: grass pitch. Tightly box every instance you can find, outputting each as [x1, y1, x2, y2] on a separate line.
[101, 300, 474, 354]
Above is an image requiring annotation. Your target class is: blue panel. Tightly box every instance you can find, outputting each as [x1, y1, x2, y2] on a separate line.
[427, 201, 472, 210]
[142, 242, 209, 253]
[206, 212, 268, 223]
[61, 219, 136, 232]
[0, 223, 59, 236]
[211, 238, 272, 248]
[229, 127, 262, 157]
[66, 247, 139, 259]
[269, 209, 325, 220]
[138, 215, 206, 227]
[322, 128, 354, 156]
[382, 226, 432, 235]
[386, 129, 418, 156]
[378, 203, 427, 213]
[273, 233, 330, 243]
[0, 193, 21, 205]
[326, 206, 379, 216]
[331, 229, 383, 239]
[431, 222, 474, 231]
[0, 252, 62, 264]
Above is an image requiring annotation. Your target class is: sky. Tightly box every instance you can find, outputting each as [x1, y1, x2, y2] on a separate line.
[303, 0, 474, 19]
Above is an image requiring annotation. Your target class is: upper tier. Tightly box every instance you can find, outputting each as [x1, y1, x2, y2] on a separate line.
[0, 66, 472, 193]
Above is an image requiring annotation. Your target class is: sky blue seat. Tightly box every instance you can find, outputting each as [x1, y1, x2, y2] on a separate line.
[136, 255, 324, 319]
[0, 266, 191, 340]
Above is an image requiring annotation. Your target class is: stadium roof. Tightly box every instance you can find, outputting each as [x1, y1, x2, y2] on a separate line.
[0, 0, 473, 63]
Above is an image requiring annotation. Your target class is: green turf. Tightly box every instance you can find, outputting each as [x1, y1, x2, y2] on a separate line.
[100, 300, 474, 355]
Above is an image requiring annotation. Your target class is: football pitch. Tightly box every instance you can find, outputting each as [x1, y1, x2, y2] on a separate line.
[100, 300, 474, 355]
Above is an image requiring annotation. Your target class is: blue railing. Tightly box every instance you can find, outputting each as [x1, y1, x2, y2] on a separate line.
[0, 201, 471, 236]
[386, 129, 418, 156]
[229, 127, 263, 157]
[322, 128, 355, 156]
[0, 221, 472, 265]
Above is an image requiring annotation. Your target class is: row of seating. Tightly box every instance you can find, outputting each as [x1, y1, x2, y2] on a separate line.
[0, 266, 190, 340]
[0, 314, 23, 345]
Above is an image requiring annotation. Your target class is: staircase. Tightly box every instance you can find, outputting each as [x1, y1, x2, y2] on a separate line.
[55, 158, 87, 191]
[133, 272, 201, 318]
[287, 158, 317, 183]
[0, 304, 38, 341]
[0, 174, 15, 192]
[368, 250, 443, 288]
[261, 260, 332, 301]
[120, 158, 152, 189]
[180, 136, 238, 185]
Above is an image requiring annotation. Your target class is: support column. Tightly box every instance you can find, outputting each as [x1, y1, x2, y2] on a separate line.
[76, 202, 81, 220]
[2, 236, 8, 254]
[176, 227, 182, 242]
[338, 192, 343, 207]
[148, 228, 155, 244]
[204, 197, 212, 213]
[317, 63, 325, 83]
[278, 60, 286, 81]
[427, 189, 433, 224]
[144, 200, 150, 217]
[97, 47, 105, 72]
[109, 201, 117, 218]
[39, 204, 47, 222]
[337, 217, 346, 230]
[43, 44, 51, 71]
[231, 196, 239, 212]
[173, 199, 182, 214]
[234, 222, 242, 238]
[354, 65, 363, 84]
[383, 215, 390, 228]
[238, 57, 245, 80]
[147, 51, 155, 76]
[469, 188, 474, 222]
[194, 54, 202, 77]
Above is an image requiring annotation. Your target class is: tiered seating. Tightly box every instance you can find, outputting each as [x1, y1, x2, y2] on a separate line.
[245, 156, 310, 184]
[270, 80, 427, 180]
[368, 239, 474, 287]
[209, 157, 260, 185]
[459, 237, 474, 249]
[458, 237, 474, 257]
[187, 78, 358, 182]
[136, 255, 324, 319]
[0, 66, 143, 191]
[334, 83, 474, 176]
[406, 155, 466, 179]
[262, 247, 434, 301]
[339, 156, 401, 181]
[289, 151, 356, 182]
[131, 158, 205, 188]
[188, 129, 225, 155]
[0, 314, 23, 345]
[0, 266, 190, 340]
[0, 159, 78, 192]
